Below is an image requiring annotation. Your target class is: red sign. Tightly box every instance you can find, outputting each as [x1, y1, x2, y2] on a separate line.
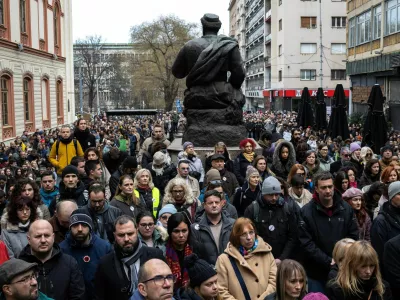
[263, 89, 350, 98]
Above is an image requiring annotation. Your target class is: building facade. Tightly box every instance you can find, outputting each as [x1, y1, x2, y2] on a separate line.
[0, 0, 74, 141]
[230, 0, 350, 112]
[346, 0, 400, 130]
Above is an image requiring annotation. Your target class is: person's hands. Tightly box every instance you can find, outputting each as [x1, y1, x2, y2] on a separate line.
[331, 258, 335, 266]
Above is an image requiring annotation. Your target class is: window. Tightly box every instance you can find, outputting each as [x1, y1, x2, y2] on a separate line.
[279, 19, 282, 31]
[301, 16, 317, 28]
[279, 70, 282, 81]
[357, 10, 371, 45]
[349, 17, 356, 47]
[331, 70, 346, 80]
[41, 79, 50, 122]
[385, 0, 399, 35]
[23, 78, 31, 121]
[279, 44, 282, 56]
[19, 0, 30, 45]
[300, 69, 316, 80]
[1, 76, 9, 126]
[56, 80, 63, 118]
[300, 43, 317, 54]
[331, 43, 346, 54]
[373, 5, 382, 39]
[332, 17, 346, 28]
[19, 0, 26, 33]
[0, 0, 4, 26]
[53, 1, 61, 55]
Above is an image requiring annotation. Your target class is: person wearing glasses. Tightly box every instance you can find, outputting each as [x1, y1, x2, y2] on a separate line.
[360, 146, 375, 166]
[175, 160, 200, 199]
[359, 159, 381, 189]
[94, 215, 165, 300]
[0, 259, 53, 300]
[157, 204, 177, 229]
[137, 211, 168, 256]
[216, 217, 277, 300]
[330, 147, 352, 177]
[190, 190, 235, 266]
[134, 259, 176, 300]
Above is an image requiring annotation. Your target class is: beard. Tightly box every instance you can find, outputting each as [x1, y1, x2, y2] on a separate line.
[115, 239, 138, 257]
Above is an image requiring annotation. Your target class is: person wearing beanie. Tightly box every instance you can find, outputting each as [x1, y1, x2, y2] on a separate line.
[207, 153, 238, 199]
[198, 168, 223, 204]
[348, 142, 364, 180]
[371, 180, 400, 267]
[177, 142, 205, 188]
[157, 204, 177, 229]
[244, 176, 298, 262]
[109, 155, 139, 198]
[146, 151, 177, 197]
[49, 125, 84, 176]
[175, 253, 220, 300]
[60, 211, 112, 300]
[56, 164, 88, 208]
[303, 293, 329, 300]
[233, 164, 262, 217]
[380, 145, 394, 170]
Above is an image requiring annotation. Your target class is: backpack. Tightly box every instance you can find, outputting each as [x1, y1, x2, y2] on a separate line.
[252, 199, 290, 223]
[56, 139, 78, 156]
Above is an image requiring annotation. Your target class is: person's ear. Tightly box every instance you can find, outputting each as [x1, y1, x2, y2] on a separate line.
[138, 283, 147, 296]
[2, 285, 12, 296]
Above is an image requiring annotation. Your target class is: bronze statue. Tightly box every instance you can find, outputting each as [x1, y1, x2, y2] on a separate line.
[172, 13, 246, 146]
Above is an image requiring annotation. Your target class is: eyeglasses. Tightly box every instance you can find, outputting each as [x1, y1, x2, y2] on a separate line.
[240, 230, 255, 238]
[343, 154, 350, 157]
[209, 180, 222, 185]
[10, 272, 38, 285]
[366, 153, 372, 157]
[172, 190, 184, 194]
[139, 223, 154, 228]
[142, 274, 177, 286]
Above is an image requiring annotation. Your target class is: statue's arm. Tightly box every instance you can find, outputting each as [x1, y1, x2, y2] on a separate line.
[228, 47, 245, 89]
[172, 47, 188, 79]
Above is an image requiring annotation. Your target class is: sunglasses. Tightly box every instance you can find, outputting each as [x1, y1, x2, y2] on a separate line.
[343, 154, 350, 157]
[209, 180, 222, 185]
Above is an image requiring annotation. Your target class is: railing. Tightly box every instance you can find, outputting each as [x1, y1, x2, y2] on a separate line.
[265, 9, 271, 21]
[265, 34, 271, 43]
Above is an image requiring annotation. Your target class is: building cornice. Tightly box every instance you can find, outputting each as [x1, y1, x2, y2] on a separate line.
[228, 0, 237, 11]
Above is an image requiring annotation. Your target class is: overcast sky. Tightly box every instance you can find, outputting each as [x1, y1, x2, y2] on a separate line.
[72, 0, 230, 43]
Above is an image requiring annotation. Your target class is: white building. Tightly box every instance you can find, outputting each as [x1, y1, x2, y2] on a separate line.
[0, 0, 74, 141]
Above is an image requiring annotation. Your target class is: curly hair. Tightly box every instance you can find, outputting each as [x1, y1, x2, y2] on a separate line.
[11, 178, 42, 205]
[239, 138, 256, 150]
[84, 147, 103, 161]
[6, 196, 38, 225]
[163, 178, 194, 206]
[380, 166, 398, 184]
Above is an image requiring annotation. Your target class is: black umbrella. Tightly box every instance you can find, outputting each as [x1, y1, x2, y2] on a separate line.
[315, 87, 327, 130]
[362, 84, 388, 153]
[328, 84, 350, 140]
[296, 87, 314, 128]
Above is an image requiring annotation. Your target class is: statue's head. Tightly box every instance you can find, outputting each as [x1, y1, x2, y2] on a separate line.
[201, 13, 222, 35]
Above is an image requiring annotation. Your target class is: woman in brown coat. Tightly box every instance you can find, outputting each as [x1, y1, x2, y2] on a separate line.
[216, 217, 277, 300]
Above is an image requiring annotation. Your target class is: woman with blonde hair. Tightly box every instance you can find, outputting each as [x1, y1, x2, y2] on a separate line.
[216, 217, 276, 300]
[328, 238, 355, 280]
[133, 168, 161, 218]
[326, 240, 392, 300]
[360, 146, 375, 166]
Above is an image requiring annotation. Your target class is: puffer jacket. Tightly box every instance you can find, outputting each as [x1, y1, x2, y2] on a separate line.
[48, 139, 84, 175]
[147, 163, 177, 196]
[139, 225, 168, 256]
[177, 151, 205, 183]
[271, 141, 296, 181]
[215, 237, 276, 300]
[1, 208, 43, 258]
[318, 153, 334, 172]
[190, 213, 235, 265]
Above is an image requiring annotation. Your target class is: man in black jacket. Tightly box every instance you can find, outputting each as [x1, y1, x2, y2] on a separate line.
[383, 234, 400, 299]
[74, 118, 96, 152]
[329, 147, 351, 176]
[103, 147, 128, 175]
[19, 220, 85, 300]
[207, 154, 238, 199]
[244, 176, 298, 264]
[94, 215, 165, 300]
[299, 171, 359, 293]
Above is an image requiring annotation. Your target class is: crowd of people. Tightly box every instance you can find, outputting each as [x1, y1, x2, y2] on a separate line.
[0, 110, 398, 300]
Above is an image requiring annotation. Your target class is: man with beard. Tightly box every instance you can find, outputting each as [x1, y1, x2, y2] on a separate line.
[146, 151, 177, 197]
[208, 154, 238, 199]
[94, 215, 165, 300]
[19, 220, 85, 300]
[109, 156, 138, 198]
[60, 212, 112, 300]
[48, 200, 78, 243]
[329, 147, 352, 176]
[139, 124, 170, 164]
[39, 171, 59, 209]
[74, 118, 96, 152]
[49, 126, 84, 179]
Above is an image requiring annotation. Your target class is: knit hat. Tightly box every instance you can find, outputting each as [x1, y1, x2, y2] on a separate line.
[342, 187, 363, 200]
[69, 211, 94, 231]
[153, 151, 166, 165]
[184, 254, 217, 288]
[350, 142, 361, 153]
[0, 259, 37, 288]
[246, 165, 259, 181]
[206, 169, 221, 183]
[122, 156, 138, 169]
[262, 176, 281, 195]
[389, 181, 400, 201]
[158, 204, 177, 217]
[303, 293, 329, 300]
[182, 142, 194, 151]
[381, 145, 393, 155]
[61, 165, 79, 179]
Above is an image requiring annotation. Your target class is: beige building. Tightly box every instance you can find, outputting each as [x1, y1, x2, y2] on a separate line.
[0, 0, 74, 141]
[346, 0, 400, 130]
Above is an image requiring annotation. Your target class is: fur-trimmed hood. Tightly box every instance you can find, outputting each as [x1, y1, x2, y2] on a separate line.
[1, 207, 43, 231]
[154, 225, 168, 242]
[271, 141, 296, 175]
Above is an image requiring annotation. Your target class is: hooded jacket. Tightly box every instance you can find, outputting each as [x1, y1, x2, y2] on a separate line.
[60, 233, 112, 300]
[19, 244, 85, 300]
[138, 225, 168, 256]
[271, 141, 296, 181]
[177, 151, 205, 183]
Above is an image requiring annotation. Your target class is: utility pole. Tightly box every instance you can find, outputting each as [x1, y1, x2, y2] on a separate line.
[319, 0, 323, 88]
[96, 78, 100, 115]
[79, 66, 83, 114]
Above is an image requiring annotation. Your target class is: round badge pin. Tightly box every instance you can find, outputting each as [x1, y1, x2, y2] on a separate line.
[269, 225, 275, 232]
[130, 206, 135, 212]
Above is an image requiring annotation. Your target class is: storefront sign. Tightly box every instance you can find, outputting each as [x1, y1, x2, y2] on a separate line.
[263, 89, 350, 98]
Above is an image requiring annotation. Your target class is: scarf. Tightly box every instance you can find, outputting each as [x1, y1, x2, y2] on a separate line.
[242, 152, 255, 163]
[59, 136, 73, 144]
[165, 240, 192, 290]
[239, 238, 258, 256]
[18, 220, 30, 230]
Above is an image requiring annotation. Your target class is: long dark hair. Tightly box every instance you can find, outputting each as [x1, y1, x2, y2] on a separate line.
[7, 196, 38, 225]
[364, 158, 381, 179]
[11, 178, 42, 205]
[167, 212, 191, 241]
[334, 171, 349, 194]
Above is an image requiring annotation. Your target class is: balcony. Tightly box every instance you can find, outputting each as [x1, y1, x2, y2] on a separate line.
[265, 81, 271, 89]
[265, 34, 271, 44]
[265, 9, 271, 22]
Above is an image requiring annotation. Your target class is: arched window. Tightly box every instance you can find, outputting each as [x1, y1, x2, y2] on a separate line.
[23, 76, 34, 132]
[40, 0, 48, 51]
[41, 78, 50, 128]
[1, 74, 14, 139]
[56, 79, 63, 124]
[53, 1, 61, 55]
[19, 0, 31, 46]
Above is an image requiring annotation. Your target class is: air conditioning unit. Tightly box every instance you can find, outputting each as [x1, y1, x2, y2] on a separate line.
[17, 43, 24, 51]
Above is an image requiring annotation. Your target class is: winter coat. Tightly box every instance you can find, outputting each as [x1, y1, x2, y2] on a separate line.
[140, 135, 171, 157]
[371, 201, 400, 267]
[19, 244, 86, 300]
[177, 151, 205, 183]
[318, 153, 334, 172]
[99, 161, 111, 200]
[147, 163, 178, 196]
[74, 202, 123, 243]
[139, 225, 168, 256]
[356, 211, 372, 241]
[303, 159, 323, 181]
[94, 246, 165, 300]
[244, 195, 298, 260]
[190, 213, 235, 265]
[288, 187, 313, 207]
[110, 194, 146, 218]
[359, 169, 380, 189]
[109, 167, 124, 199]
[299, 192, 359, 280]
[383, 234, 400, 299]
[195, 201, 238, 222]
[48, 215, 68, 244]
[270, 141, 296, 181]
[204, 169, 239, 199]
[102, 151, 128, 175]
[232, 181, 261, 217]
[233, 152, 257, 186]
[74, 128, 96, 152]
[39, 186, 60, 208]
[330, 159, 350, 176]
[349, 157, 364, 180]
[55, 181, 88, 208]
[163, 191, 201, 223]
[48, 139, 84, 175]
[174, 174, 200, 199]
[1, 208, 43, 258]
[326, 278, 392, 300]
[205, 152, 234, 174]
[60, 233, 112, 300]
[215, 237, 277, 300]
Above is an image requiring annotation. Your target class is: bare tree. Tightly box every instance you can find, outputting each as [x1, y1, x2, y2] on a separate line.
[130, 15, 198, 111]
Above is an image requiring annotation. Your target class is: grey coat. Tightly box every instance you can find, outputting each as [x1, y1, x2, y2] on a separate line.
[190, 213, 235, 265]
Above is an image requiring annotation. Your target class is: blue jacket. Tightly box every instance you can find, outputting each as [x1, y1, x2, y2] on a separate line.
[39, 186, 60, 207]
[59, 232, 112, 300]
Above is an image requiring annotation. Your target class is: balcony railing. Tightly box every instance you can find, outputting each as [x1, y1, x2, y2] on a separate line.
[265, 34, 271, 44]
[265, 9, 271, 21]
